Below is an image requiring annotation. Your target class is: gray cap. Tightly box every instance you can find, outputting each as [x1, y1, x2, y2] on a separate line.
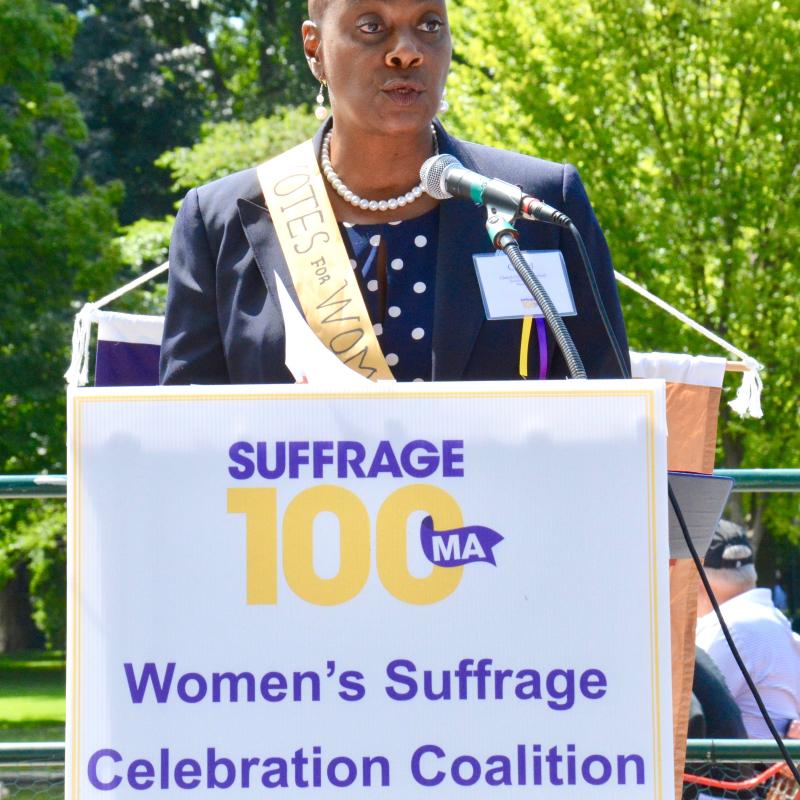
[704, 519, 754, 569]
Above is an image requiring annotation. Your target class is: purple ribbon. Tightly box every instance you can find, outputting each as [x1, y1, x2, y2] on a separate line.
[536, 318, 549, 380]
[420, 516, 504, 567]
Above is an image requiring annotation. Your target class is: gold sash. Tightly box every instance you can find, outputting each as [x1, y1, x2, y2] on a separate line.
[257, 139, 394, 382]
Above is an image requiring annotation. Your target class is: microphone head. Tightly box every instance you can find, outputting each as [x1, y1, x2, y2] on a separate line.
[420, 154, 461, 200]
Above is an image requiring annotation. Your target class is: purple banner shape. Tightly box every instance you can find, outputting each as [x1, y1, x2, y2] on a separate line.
[95, 340, 161, 387]
[420, 516, 503, 567]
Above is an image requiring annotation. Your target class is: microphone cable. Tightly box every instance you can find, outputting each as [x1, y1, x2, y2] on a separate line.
[564, 221, 631, 381]
[528, 207, 630, 381]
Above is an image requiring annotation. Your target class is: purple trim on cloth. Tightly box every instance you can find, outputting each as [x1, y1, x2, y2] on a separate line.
[95, 341, 161, 387]
[536, 318, 549, 380]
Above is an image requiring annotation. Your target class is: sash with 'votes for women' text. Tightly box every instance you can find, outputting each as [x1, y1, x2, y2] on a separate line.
[257, 140, 394, 382]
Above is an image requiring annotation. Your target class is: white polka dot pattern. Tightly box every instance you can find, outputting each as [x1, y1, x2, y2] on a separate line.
[342, 207, 438, 381]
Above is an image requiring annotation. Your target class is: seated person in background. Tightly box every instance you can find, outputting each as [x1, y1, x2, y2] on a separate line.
[688, 647, 747, 739]
[685, 648, 748, 800]
[696, 520, 800, 739]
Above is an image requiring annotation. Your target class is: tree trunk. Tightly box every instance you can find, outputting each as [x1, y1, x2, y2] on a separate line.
[0, 563, 44, 653]
[255, 0, 278, 99]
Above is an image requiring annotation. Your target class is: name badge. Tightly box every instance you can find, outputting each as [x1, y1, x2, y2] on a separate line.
[473, 250, 577, 320]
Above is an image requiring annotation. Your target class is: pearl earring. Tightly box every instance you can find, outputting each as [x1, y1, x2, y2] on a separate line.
[439, 88, 449, 114]
[315, 81, 328, 121]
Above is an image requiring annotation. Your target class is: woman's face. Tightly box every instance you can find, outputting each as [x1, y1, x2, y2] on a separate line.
[305, 0, 452, 138]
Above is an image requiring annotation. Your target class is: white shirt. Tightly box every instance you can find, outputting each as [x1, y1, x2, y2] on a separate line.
[696, 588, 800, 738]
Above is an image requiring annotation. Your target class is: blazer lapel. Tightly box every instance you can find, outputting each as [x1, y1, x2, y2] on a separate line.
[237, 198, 303, 315]
[431, 125, 493, 380]
[236, 121, 331, 316]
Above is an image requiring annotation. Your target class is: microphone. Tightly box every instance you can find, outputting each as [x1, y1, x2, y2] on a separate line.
[420, 154, 571, 227]
[421, 155, 631, 380]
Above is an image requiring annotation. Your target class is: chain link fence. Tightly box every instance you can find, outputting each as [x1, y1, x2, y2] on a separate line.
[0, 746, 63, 800]
[684, 740, 800, 800]
[684, 761, 799, 800]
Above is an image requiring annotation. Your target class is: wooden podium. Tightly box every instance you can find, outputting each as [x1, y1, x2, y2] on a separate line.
[665, 381, 724, 797]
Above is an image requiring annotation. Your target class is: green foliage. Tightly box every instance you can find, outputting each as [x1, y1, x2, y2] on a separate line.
[59, 0, 313, 223]
[447, 0, 800, 540]
[5, 0, 797, 648]
[119, 218, 174, 273]
[158, 107, 320, 191]
[0, 0, 122, 475]
[0, 0, 122, 648]
[0, 649, 65, 743]
[117, 107, 319, 296]
[0, 503, 66, 649]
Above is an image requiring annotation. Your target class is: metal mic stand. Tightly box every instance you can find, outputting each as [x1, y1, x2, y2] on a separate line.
[484, 207, 587, 380]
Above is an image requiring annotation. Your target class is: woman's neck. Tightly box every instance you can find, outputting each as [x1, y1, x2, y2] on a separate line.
[323, 119, 440, 223]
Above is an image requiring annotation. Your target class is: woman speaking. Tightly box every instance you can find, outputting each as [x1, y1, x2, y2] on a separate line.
[160, 0, 628, 385]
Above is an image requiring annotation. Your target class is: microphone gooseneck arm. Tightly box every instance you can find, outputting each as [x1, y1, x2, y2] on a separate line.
[420, 155, 587, 379]
[493, 228, 586, 380]
[420, 154, 629, 379]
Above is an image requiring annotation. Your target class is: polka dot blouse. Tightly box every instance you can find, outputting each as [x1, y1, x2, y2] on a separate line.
[341, 207, 438, 382]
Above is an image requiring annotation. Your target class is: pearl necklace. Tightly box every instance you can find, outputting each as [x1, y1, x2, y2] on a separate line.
[320, 125, 438, 212]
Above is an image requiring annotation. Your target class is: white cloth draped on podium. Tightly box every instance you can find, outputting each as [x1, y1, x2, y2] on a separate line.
[93, 311, 163, 386]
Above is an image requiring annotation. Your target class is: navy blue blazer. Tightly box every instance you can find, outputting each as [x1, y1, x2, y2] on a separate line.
[160, 121, 629, 385]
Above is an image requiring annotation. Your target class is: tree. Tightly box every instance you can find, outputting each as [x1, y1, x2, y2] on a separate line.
[446, 0, 800, 543]
[0, 0, 122, 648]
[117, 106, 319, 300]
[59, 0, 313, 223]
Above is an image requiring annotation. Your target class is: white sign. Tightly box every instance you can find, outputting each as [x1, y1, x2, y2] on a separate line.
[67, 380, 671, 799]
[472, 250, 577, 320]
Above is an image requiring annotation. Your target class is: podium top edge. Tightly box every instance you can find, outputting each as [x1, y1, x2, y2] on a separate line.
[68, 378, 666, 401]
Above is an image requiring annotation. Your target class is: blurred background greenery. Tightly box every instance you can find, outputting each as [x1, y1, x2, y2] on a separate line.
[0, 0, 798, 652]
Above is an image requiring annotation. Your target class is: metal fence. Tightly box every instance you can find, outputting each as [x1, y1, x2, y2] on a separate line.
[684, 740, 800, 800]
[3, 469, 799, 498]
[0, 745, 63, 800]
